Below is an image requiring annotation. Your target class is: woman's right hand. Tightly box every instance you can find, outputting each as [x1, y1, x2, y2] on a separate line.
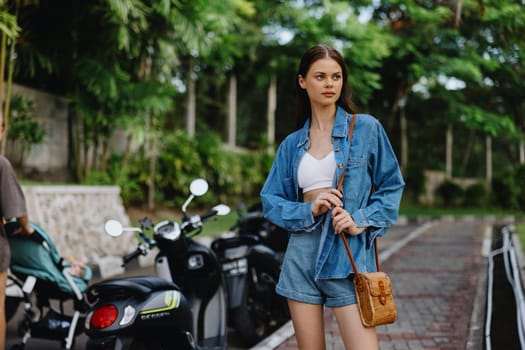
[308, 188, 343, 217]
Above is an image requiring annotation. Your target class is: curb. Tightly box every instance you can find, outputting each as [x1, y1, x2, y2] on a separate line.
[466, 225, 491, 350]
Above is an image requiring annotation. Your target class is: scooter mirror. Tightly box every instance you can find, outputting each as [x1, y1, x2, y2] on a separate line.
[212, 204, 231, 216]
[105, 219, 124, 237]
[189, 178, 209, 197]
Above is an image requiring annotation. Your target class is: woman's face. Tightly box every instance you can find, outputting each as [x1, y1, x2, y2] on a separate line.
[298, 57, 343, 109]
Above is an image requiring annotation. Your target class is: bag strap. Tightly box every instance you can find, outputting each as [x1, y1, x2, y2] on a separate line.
[337, 114, 380, 277]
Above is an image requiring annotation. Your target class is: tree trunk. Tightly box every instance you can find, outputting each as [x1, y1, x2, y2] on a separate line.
[459, 129, 475, 176]
[267, 75, 276, 150]
[227, 74, 237, 148]
[0, 32, 6, 154]
[486, 135, 492, 185]
[400, 103, 407, 174]
[100, 136, 111, 172]
[146, 115, 156, 210]
[454, 0, 464, 28]
[1, 34, 15, 155]
[147, 140, 156, 210]
[519, 140, 525, 164]
[446, 124, 453, 179]
[185, 59, 196, 136]
[120, 132, 133, 169]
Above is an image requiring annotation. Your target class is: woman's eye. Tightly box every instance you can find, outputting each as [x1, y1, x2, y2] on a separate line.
[332, 75, 341, 81]
[315, 75, 324, 81]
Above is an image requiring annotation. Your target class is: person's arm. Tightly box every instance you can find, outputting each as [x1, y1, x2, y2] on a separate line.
[16, 215, 35, 236]
[0, 156, 35, 236]
[260, 141, 318, 233]
[350, 119, 405, 243]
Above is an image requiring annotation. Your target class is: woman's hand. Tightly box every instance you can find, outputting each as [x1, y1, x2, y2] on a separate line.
[309, 188, 343, 217]
[331, 207, 366, 236]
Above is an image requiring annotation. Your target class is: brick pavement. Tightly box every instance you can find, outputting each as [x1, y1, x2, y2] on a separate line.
[256, 219, 489, 350]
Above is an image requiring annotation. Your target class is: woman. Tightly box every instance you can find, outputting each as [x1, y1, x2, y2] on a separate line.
[260, 44, 404, 349]
[0, 120, 35, 349]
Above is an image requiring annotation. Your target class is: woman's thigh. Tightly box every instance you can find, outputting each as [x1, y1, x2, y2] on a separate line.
[288, 299, 326, 350]
[332, 304, 378, 350]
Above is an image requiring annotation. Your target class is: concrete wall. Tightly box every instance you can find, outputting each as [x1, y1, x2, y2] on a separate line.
[8, 84, 70, 180]
[420, 170, 481, 205]
[22, 185, 151, 278]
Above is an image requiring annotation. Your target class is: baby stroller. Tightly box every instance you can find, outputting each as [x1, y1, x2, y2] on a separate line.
[6, 221, 92, 350]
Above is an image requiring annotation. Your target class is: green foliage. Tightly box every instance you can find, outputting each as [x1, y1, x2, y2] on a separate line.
[1, 0, 524, 216]
[6, 94, 45, 161]
[97, 129, 271, 208]
[7, 95, 45, 142]
[463, 182, 489, 208]
[403, 164, 425, 203]
[490, 164, 525, 211]
[81, 159, 145, 206]
[156, 130, 203, 203]
[435, 180, 465, 208]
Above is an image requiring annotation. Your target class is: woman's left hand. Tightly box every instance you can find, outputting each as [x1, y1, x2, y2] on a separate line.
[331, 207, 366, 236]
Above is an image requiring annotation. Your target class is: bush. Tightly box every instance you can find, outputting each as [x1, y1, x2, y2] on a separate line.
[403, 164, 425, 203]
[463, 182, 489, 208]
[435, 180, 464, 208]
[490, 164, 525, 211]
[101, 129, 273, 209]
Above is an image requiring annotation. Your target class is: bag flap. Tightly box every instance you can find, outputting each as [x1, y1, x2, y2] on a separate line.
[361, 272, 393, 297]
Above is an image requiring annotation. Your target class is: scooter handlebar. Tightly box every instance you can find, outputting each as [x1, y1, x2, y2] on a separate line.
[200, 209, 218, 222]
[121, 242, 149, 266]
[122, 249, 141, 266]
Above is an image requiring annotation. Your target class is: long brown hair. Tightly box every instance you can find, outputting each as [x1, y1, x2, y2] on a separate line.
[295, 44, 357, 128]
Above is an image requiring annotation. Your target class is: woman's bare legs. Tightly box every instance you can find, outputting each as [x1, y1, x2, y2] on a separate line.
[0, 270, 7, 350]
[288, 299, 326, 350]
[332, 304, 378, 350]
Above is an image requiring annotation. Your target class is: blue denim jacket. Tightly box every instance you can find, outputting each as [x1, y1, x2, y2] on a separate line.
[260, 107, 405, 280]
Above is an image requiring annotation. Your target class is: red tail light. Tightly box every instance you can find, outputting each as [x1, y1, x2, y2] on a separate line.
[90, 305, 118, 329]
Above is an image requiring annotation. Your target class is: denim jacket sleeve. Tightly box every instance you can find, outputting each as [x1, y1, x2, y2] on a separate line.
[260, 135, 319, 233]
[349, 117, 405, 245]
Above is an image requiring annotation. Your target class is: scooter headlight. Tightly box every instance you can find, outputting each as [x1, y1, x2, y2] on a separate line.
[154, 220, 181, 241]
[90, 305, 118, 329]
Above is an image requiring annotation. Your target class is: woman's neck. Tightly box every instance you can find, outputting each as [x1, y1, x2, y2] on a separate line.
[310, 104, 336, 131]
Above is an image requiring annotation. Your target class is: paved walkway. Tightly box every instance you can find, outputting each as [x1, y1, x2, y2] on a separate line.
[253, 218, 491, 350]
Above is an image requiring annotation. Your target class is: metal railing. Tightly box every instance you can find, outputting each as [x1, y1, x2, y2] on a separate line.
[485, 225, 525, 350]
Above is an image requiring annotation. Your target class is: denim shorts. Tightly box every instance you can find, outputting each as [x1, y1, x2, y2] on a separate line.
[276, 224, 357, 307]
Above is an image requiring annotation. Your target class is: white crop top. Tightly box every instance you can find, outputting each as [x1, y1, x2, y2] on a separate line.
[298, 151, 336, 192]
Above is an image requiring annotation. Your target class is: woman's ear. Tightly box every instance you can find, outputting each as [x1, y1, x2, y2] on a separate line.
[298, 75, 306, 89]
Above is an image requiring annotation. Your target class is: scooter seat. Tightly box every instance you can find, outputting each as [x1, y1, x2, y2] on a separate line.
[88, 276, 179, 298]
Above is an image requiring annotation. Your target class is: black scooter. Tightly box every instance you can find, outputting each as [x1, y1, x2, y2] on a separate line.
[232, 202, 289, 260]
[210, 204, 290, 347]
[84, 178, 230, 350]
